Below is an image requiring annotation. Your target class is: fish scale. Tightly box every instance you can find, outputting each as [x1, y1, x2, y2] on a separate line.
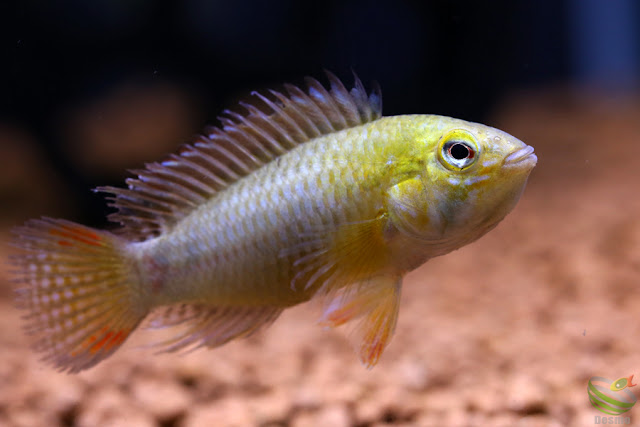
[9, 72, 536, 372]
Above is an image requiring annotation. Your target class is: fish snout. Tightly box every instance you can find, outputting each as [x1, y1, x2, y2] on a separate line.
[503, 145, 537, 169]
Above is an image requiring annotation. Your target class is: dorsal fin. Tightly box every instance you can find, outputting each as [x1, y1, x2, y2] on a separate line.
[97, 71, 382, 240]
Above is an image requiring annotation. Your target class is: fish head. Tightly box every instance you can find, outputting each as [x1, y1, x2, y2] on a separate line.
[388, 118, 537, 252]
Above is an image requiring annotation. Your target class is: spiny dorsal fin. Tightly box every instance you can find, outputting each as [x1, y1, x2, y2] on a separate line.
[98, 72, 382, 240]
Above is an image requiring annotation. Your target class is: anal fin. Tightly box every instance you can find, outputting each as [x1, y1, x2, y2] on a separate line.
[146, 304, 283, 353]
[319, 275, 401, 368]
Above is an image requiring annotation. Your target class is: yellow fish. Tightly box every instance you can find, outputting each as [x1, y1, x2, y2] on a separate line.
[10, 72, 536, 372]
[611, 375, 636, 391]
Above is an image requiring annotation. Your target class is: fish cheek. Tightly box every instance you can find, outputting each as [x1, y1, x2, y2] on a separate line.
[477, 173, 529, 224]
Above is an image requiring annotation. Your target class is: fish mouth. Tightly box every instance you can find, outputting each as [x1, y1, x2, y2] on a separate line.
[504, 145, 537, 168]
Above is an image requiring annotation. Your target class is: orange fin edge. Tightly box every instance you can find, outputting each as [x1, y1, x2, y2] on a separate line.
[318, 275, 401, 369]
[10, 218, 148, 373]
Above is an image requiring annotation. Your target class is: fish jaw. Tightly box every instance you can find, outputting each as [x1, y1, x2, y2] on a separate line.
[503, 145, 538, 171]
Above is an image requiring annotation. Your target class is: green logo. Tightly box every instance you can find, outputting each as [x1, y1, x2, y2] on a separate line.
[588, 375, 637, 415]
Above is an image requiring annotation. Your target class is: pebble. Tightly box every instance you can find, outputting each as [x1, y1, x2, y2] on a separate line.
[76, 386, 155, 427]
[291, 404, 352, 427]
[248, 389, 293, 424]
[396, 358, 430, 391]
[181, 397, 253, 427]
[505, 374, 547, 414]
[131, 378, 191, 420]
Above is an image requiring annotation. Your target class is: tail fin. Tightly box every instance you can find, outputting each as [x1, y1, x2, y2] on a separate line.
[9, 218, 149, 373]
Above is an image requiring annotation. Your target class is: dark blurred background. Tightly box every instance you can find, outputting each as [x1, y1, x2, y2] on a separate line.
[0, 0, 638, 227]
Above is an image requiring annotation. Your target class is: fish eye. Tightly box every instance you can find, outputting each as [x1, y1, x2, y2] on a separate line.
[448, 142, 473, 161]
[437, 130, 479, 170]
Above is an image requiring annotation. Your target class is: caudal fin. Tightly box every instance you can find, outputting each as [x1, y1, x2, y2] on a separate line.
[9, 218, 149, 373]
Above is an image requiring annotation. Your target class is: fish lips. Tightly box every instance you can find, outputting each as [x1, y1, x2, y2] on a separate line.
[503, 145, 537, 170]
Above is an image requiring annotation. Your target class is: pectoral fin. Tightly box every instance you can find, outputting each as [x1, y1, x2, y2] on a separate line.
[282, 213, 391, 294]
[319, 275, 401, 368]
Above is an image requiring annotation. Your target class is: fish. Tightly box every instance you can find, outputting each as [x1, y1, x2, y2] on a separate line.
[611, 375, 636, 391]
[9, 72, 537, 373]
